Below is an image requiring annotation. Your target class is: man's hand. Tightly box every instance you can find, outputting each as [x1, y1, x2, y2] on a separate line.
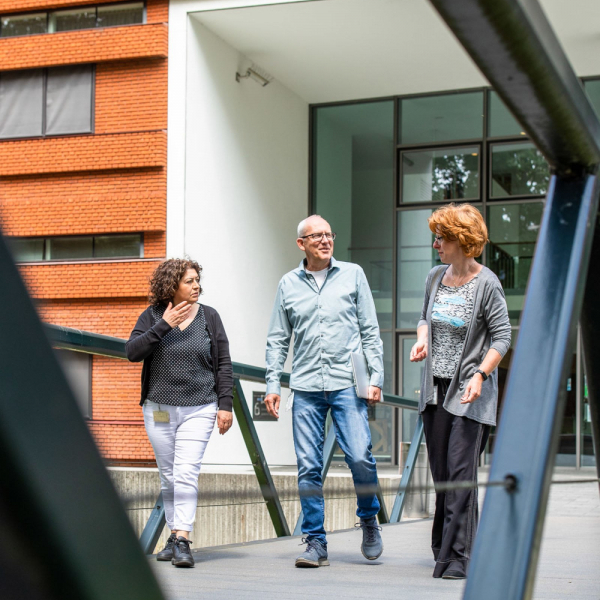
[163, 301, 193, 328]
[264, 394, 281, 419]
[217, 410, 233, 434]
[367, 386, 382, 405]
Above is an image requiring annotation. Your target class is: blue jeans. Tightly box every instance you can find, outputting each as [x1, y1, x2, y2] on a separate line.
[292, 386, 380, 545]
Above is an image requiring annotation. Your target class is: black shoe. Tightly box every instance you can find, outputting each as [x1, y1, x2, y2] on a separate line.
[442, 570, 466, 580]
[156, 533, 177, 561]
[171, 537, 195, 568]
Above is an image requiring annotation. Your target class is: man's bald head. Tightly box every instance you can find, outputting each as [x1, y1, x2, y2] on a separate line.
[297, 215, 331, 238]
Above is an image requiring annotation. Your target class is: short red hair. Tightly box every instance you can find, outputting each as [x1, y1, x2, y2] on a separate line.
[428, 203, 488, 258]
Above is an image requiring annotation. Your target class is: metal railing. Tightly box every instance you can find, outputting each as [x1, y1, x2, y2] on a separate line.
[44, 323, 425, 553]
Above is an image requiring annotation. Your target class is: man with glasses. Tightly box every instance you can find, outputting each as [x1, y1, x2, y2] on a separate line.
[264, 214, 384, 568]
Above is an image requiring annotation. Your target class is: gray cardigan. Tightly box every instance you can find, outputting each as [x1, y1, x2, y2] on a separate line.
[418, 265, 511, 426]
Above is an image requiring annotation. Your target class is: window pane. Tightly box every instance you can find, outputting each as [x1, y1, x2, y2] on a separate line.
[488, 91, 527, 138]
[381, 331, 392, 394]
[0, 69, 44, 139]
[45, 65, 93, 135]
[50, 8, 96, 33]
[491, 142, 549, 198]
[47, 237, 93, 260]
[9, 238, 44, 261]
[584, 80, 600, 121]
[0, 13, 47, 37]
[95, 234, 141, 258]
[97, 2, 144, 27]
[399, 336, 422, 442]
[487, 202, 543, 324]
[396, 209, 439, 328]
[401, 146, 479, 203]
[399, 92, 483, 145]
[313, 101, 394, 329]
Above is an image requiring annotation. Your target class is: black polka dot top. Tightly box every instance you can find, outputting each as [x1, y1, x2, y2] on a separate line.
[147, 303, 219, 407]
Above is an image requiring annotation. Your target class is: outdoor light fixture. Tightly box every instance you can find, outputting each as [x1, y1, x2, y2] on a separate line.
[236, 67, 271, 87]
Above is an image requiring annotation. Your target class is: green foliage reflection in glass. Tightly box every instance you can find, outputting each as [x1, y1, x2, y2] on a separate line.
[402, 147, 479, 202]
[491, 142, 549, 198]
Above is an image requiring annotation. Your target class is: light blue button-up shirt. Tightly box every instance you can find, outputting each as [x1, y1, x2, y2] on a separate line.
[265, 257, 384, 395]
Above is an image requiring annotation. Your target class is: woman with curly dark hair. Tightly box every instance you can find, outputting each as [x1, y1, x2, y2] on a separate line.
[126, 258, 233, 568]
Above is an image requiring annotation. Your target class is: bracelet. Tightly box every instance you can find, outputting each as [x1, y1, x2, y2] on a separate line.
[475, 369, 488, 381]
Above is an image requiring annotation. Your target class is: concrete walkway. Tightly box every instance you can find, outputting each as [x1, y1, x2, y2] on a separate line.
[151, 473, 600, 600]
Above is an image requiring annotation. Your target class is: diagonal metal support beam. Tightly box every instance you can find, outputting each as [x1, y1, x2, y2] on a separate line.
[389, 415, 425, 523]
[139, 493, 166, 556]
[463, 174, 599, 599]
[0, 233, 165, 599]
[233, 379, 291, 537]
[429, 0, 600, 173]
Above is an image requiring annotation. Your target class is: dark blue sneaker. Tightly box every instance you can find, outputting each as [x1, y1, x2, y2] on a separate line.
[295, 537, 329, 568]
[156, 533, 177, 561]
[357, 517, 383, 560]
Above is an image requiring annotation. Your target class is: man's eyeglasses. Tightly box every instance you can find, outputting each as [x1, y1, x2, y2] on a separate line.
[300, 232, 336, 242]
[433, 235, 444, 243]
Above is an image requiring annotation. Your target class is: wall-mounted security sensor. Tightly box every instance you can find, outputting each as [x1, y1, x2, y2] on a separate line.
[235, 67, 271, 87]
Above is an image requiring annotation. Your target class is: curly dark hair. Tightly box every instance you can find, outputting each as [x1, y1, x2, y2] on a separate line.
[148, 258, 203, 306]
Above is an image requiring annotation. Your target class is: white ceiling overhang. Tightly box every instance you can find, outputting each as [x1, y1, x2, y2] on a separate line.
[191, 0, 600, 104]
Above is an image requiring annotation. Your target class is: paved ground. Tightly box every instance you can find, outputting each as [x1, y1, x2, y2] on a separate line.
[151, 471, 600, 600]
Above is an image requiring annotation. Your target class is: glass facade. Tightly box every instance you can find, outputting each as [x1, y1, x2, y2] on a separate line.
[312, 85, 596, 468]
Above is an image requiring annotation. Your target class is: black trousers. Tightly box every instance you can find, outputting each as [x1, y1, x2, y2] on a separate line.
[422, 378, 490, 578]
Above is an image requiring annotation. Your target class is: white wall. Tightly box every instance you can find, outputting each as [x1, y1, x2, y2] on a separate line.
[182, 17, 308, 465]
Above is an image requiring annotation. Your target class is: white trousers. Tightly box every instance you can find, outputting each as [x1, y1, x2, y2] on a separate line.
[143, 400, 217, 532]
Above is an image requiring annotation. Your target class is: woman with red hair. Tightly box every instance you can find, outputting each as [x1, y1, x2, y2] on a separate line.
[410, 203, 511, 580]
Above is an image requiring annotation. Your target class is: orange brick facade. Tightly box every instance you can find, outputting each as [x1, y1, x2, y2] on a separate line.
[0, 0, 169, 464]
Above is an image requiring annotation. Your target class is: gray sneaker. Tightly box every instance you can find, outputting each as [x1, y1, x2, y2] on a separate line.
[357, 517, 383, 560]
[295, 537, 330, 568]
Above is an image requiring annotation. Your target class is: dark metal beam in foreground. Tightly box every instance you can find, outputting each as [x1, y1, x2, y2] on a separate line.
[429, 0, 600, 173]
[0, 234, 164, 600]
[463, 174, 599, 600]
[580, 217, 600, 494]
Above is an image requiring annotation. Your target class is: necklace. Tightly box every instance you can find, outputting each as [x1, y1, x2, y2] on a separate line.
[449, 266, 472, 288]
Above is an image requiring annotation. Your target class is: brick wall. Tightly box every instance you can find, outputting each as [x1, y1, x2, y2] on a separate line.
[0, 170, 166, 236]
[0, 23, 167, 71]
[0, 0, 170, 464]
[95, 59, 167, 133]
[0, 131, 167, 176]
[37, 297, 148, 337]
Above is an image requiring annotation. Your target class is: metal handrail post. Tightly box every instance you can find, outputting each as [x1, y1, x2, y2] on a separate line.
[389, 415, 425, 523]
[232, 379, 291, 537]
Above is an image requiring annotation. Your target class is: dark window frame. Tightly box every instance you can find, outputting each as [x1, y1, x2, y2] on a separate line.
[0, 1, 146, 38]
[0, 64, 95, 141]
[10, 233, 144, 263]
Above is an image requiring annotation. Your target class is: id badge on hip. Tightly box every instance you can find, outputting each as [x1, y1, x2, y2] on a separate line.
[153, 404, 170, 423]
[432, 385, 438, 406]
